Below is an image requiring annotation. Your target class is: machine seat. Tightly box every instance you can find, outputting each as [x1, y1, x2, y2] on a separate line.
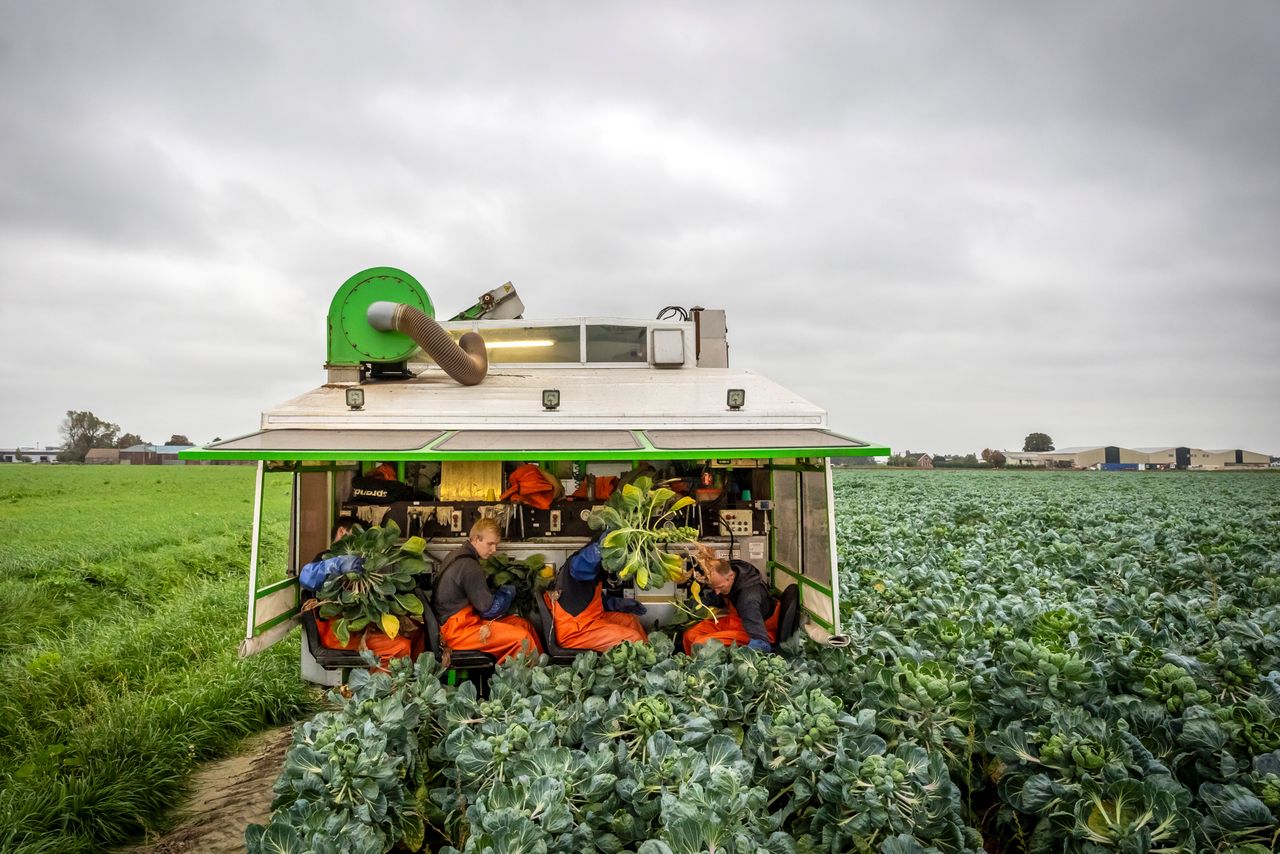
[420, 593, 499, 671]
[775, 583, 800, 644]
[299, 590, 373, 670]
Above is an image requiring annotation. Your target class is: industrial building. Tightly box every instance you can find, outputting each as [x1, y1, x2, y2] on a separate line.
[1017, 446, 1272, 470]
[0, 446, 61, 463]
[1037, 446, 1147, 469]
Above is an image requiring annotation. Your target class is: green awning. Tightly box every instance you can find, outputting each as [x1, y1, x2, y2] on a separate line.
[181, 427, 888, 462]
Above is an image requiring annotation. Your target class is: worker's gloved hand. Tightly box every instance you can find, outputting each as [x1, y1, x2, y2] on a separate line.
[479, 584, 517, 620]
[746, 638, 773, 654]
[603, 596, 646, 615]
[569, 541, 604, 581]
[299, 554, 364, 591]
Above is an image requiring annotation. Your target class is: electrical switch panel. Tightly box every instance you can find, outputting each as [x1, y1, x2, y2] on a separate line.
[718, 509, 753, 537]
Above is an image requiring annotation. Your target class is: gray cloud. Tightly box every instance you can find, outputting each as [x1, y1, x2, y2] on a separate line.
[1, 1, 1277, 455]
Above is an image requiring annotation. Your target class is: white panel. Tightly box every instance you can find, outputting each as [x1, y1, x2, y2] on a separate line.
[651, 329, 686, 366]
[802, 583, 835, 625]
[254, 584, 299, 627]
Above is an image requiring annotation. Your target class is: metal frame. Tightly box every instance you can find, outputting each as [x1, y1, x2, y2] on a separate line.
[244, 461, 265, 642]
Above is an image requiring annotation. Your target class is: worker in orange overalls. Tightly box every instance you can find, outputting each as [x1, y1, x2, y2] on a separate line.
[433, 517, 543, 662]
[682, 548, 778, 655]
[303, 515, 421, 668]
[545, 538, 648, 651]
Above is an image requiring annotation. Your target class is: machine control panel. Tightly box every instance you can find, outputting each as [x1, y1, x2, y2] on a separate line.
[718, 508, 753, 537]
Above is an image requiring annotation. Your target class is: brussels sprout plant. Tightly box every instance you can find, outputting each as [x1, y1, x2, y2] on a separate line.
[587, 476, 698, 590]
[309, 520, 428, 645]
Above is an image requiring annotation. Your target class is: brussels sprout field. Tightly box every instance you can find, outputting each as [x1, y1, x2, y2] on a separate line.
[253, 470, 1280, 853]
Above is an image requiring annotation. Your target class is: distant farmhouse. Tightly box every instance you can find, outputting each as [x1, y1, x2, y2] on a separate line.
[119, 443, 196, 465]
[2, 442, 251, 465]
[1005, 445, 1271, 470]
[0, 446, 61, 463]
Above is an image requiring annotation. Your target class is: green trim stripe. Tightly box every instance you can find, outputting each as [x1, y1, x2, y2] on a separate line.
[769, 561, 834, 597]
[256, 577, 299, 597]
[182, 445, 890, 463]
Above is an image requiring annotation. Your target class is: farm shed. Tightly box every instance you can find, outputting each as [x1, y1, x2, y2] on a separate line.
[1002, 452, 1048, 467]
[84, 448, 120, 464]
[1134, 446, 1190, 469]
[1037, 446, 1145, 469]
[120, 443, 196, 465]
[1202, 449, 1271, 469]
[0, 446, 60, 463]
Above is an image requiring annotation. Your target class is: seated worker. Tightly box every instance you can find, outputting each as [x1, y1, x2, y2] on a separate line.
[302, 515, 421, 667]
[682, 547, 778, 655]
[434, 518, 544, 662]
[545, 538, 648, 651]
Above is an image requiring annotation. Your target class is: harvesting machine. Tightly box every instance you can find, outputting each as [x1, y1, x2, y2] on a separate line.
[181, 267, 887, 683]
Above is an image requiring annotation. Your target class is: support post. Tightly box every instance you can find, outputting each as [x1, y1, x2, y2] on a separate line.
[823, 458, 841, 636]
[245, 461, 265, 641]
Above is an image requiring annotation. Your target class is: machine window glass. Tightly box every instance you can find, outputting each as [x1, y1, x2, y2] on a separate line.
[773, 471, 801, 574]
[585, 324, 647, 363]
[448, 325, 580, 363]
[801, 470, 832, 586]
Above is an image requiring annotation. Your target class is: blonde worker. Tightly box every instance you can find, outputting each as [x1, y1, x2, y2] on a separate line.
[433, 518, 544, 662]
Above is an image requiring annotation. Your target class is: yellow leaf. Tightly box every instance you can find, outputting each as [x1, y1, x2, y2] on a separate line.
[670, 496, 696, 513]
[603, 529, 627, 548]
[636, 566, 650, 589]
[873, 581, 886, 593]
[380, 613, 400, 639]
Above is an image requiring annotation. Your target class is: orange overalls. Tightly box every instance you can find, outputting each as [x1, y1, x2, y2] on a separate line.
[682, 599, 779, 656]
[316, 617, 422, 669]
[545, 585, 648, 651]
[440, 608, 543, 663]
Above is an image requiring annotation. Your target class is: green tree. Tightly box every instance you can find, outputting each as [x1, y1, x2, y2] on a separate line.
[167, 434, 192, 446]
[115, 432, 145, 449]
[58, 410, 120, 462]
[1023, 432, 1055, 452]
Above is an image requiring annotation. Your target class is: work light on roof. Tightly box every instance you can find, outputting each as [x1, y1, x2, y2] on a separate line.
[542, 389, 560, 411]
[345, 387, 364, 411]
[727, 388, 745, 411]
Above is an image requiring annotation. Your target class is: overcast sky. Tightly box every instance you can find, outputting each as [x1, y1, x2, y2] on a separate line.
[2, 2, 1277, 456]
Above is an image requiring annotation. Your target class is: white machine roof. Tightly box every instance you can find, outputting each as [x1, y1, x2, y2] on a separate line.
[260, 366, 827, 430]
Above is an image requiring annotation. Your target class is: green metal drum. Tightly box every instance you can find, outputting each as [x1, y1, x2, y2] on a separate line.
[326, 267, 434, 365]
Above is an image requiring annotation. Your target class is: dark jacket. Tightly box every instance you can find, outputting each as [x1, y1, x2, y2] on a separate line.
[433, 544, 496, 623]
[706, 559, 774, 646]
[556, 542, 606, 617]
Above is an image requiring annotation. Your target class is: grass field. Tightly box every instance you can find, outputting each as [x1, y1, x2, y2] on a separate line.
[0, 465, 316, 854]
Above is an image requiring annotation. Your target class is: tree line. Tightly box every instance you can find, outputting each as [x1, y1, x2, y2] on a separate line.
[873, 433, 1056, 469]
[57, 410, 192, 463]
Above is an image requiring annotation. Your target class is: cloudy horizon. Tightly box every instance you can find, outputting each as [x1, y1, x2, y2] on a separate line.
[2, 2, 1277, 457]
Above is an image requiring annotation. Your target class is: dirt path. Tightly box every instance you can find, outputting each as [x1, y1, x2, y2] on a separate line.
[120, 724, 295, 854]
